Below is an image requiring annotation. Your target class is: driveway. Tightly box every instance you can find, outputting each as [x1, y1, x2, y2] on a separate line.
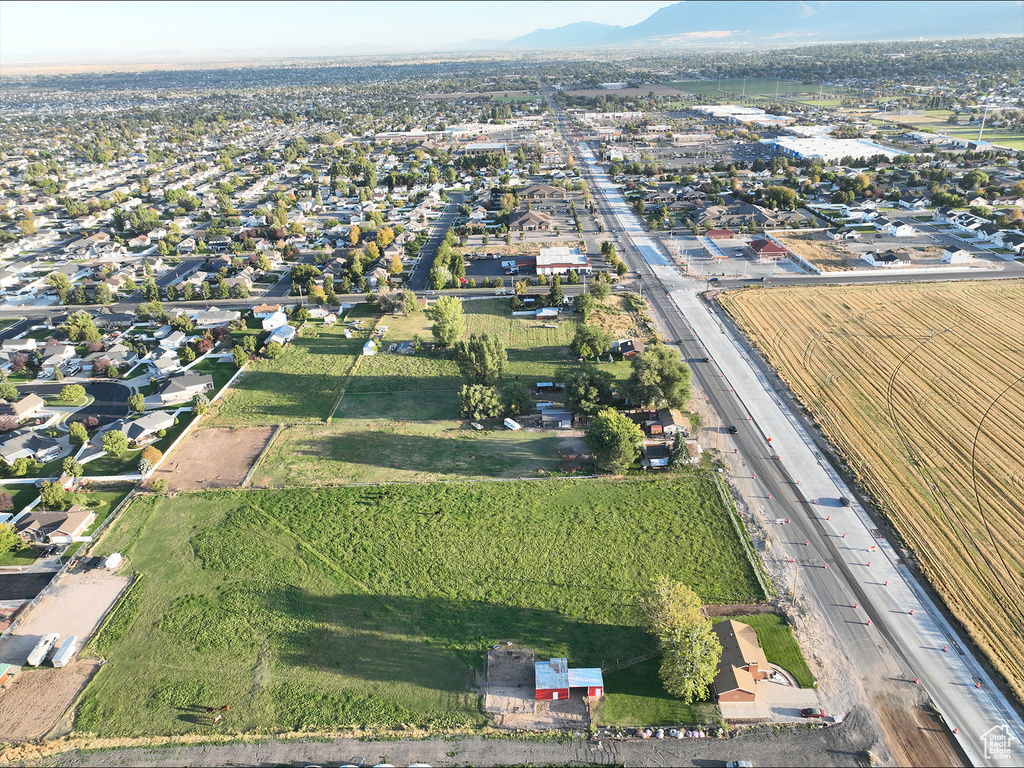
[16, 381, 131, 428]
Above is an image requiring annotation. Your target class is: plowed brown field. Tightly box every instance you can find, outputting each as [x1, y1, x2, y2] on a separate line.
[720, 280, 1024, 701]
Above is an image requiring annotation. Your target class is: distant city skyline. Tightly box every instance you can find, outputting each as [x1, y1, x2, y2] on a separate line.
[0, 1, 676, 63]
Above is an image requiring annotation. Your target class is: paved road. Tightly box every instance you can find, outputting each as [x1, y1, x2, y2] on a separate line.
[17, 381, 131, 427]
[407, 193, 466, 291]
[542, 80, 1024, 766]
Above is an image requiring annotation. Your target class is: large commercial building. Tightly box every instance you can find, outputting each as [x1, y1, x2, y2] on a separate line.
[535, 247, 591, 276]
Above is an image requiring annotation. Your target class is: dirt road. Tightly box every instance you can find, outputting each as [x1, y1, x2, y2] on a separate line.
[39, 709, 877, 767]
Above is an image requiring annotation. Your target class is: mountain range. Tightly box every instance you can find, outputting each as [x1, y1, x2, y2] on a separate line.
[446, 1, 1020, 50]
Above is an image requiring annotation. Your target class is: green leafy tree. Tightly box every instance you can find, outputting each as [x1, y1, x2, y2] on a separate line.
[265, 341, 284, 359]
[548, 274, 564, 306]
[0, 522, 22, 554]
[565, 367, 614, 418]
[62, 311, 101, 342]
[11, 457, 36, 477]
[503, 380, 532, 416]
[40, 480, 70, 510]
[585, 407, 643, 473]
[193, 393, 210, 415]
[628, 345, 691, 410]
[232, 345, 248, 369]
[640, 576, 722, 703]
[69, 421, 88, 445]
[590, 280, 611, 300]
[458, 384, 502, 421]
[45, 272, 72, 302]
[571, 325, 611, 361]
[454, 332, 507, 386]
[61, 456, 84, 478]
[94, 282, 114, 304]
[425, 295, 465, 348]
[60, 384, 85, 403]
[127, 392, 145, 412]
[0, 378, 19, 401]
[574, 292, 597, 321]
[102, 429, 129, 458]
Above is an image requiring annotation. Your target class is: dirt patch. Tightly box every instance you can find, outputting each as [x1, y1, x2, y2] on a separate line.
[0, 660, 101, 741]
[149, 427, 275, 491]
[876, 696, 967, 768]
[0, 568, 128, 742]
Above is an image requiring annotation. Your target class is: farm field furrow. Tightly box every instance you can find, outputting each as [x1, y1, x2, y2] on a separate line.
[720, 280, 1024, 701]
[76, 478, 764, 738]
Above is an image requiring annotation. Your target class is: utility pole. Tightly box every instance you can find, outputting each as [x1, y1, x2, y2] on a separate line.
[978, 104, 989, 143]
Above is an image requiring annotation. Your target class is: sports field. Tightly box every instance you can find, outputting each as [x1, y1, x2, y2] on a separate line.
[668, 78, 808, 99]
[720, 280, 1024, 699]
[77, 477, 765, 737]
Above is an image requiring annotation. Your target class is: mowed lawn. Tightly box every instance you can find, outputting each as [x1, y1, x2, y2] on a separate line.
[78, 477, 764, 737]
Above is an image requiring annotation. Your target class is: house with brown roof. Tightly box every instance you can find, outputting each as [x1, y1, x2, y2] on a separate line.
[748, 238, 788, 262]
[0, 393, 45, 422]
[509, 209, 552, 231]
[15, 505, 96, 545]
[712, 620, 770, 703]
[519, 182, 566, 200]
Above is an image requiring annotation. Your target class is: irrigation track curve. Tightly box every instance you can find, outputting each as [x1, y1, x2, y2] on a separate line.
[882, 319, 1024, 637]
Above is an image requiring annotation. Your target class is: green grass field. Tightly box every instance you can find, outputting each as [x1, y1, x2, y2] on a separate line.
[596, 657, 720, 727]
[78, 477, 764, 737]
[209, 319, 368, 425]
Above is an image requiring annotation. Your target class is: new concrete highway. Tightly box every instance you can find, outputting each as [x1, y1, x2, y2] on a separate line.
[543, 83, 1024, 765]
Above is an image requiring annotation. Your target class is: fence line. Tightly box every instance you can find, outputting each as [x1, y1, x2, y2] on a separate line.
[713, 472, 773, 599]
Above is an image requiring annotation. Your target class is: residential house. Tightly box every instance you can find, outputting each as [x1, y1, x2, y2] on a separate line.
[642, 443, 672, 468]
[157, 373, 214, 404]
[39, 344, 77, 376]
[657, 408, 687, 436]
[0, 394, 46, 422]
[252, 303, 283, 319]
[15, 506, 96, 545]
[613, 339, 646, 359]
[863, 250, 910, 267]
[158, 330, 186, 350]
[0, 429, 61, 465]
[116, 410, 177, 446]
[711, 620, 770, 703]
[942, 248, 973, 264]
[261, 310, 289, 331]
[193, 308, 240, 328]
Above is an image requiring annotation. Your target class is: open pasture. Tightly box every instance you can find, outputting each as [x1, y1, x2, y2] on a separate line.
[76, 477, 763, 737]
[721, 280, 1024, 699]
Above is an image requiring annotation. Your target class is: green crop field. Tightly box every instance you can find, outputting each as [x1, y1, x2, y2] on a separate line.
[78, 477, 764, 737]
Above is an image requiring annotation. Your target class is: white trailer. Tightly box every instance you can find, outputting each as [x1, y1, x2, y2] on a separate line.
[26, 633, 60, 667]
[51, 635, 78, 668]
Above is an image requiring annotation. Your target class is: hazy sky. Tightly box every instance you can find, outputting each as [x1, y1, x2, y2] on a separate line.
[0, 1, 677, 62]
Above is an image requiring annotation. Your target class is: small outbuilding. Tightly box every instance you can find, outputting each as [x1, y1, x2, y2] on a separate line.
[362, 340, 376, 356]
[534, 657, 604, 701]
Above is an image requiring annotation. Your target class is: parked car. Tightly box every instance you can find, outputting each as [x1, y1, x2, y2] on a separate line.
[801, 707, 827, 718]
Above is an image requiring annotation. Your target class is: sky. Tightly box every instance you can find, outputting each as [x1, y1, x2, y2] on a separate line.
[0, 1, 677, 63]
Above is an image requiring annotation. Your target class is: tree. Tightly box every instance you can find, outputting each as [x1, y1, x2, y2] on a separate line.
[102, 429, 129, 458]
[458, 384, 502, 421]
[585, 407, 643, 474]
[232, 345, 248, 369]
[565, 367, 614, 418]
[60, 384, 85, 403]
[127, 392, 146, 412]
[0, 378, 18, 401]
[62, 456, 84, 477]
[62, 311, 101, 342]
[959, 170, 989, 192]
[0, 522, 23, 554]
[628, 345, 691, 410]
[640, 576, 722, 703]
[425, 295, 465, 348]
[761, 185, 800, 210]
[140, 445, 163, 466]
[548, 274, 564, 307]
[503, 380, 532, 416]
[193, 393, 210, 415]
[69, 421, 88, 445]
[574, 292, 597, 322]
[45, 272, 72, 301]
[454, 332, 507, 386]
[571, 325, 611, 361]
[40, 480, 70, 510]
[265, 341, 284, 359]
[590, 280, 611, 300]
